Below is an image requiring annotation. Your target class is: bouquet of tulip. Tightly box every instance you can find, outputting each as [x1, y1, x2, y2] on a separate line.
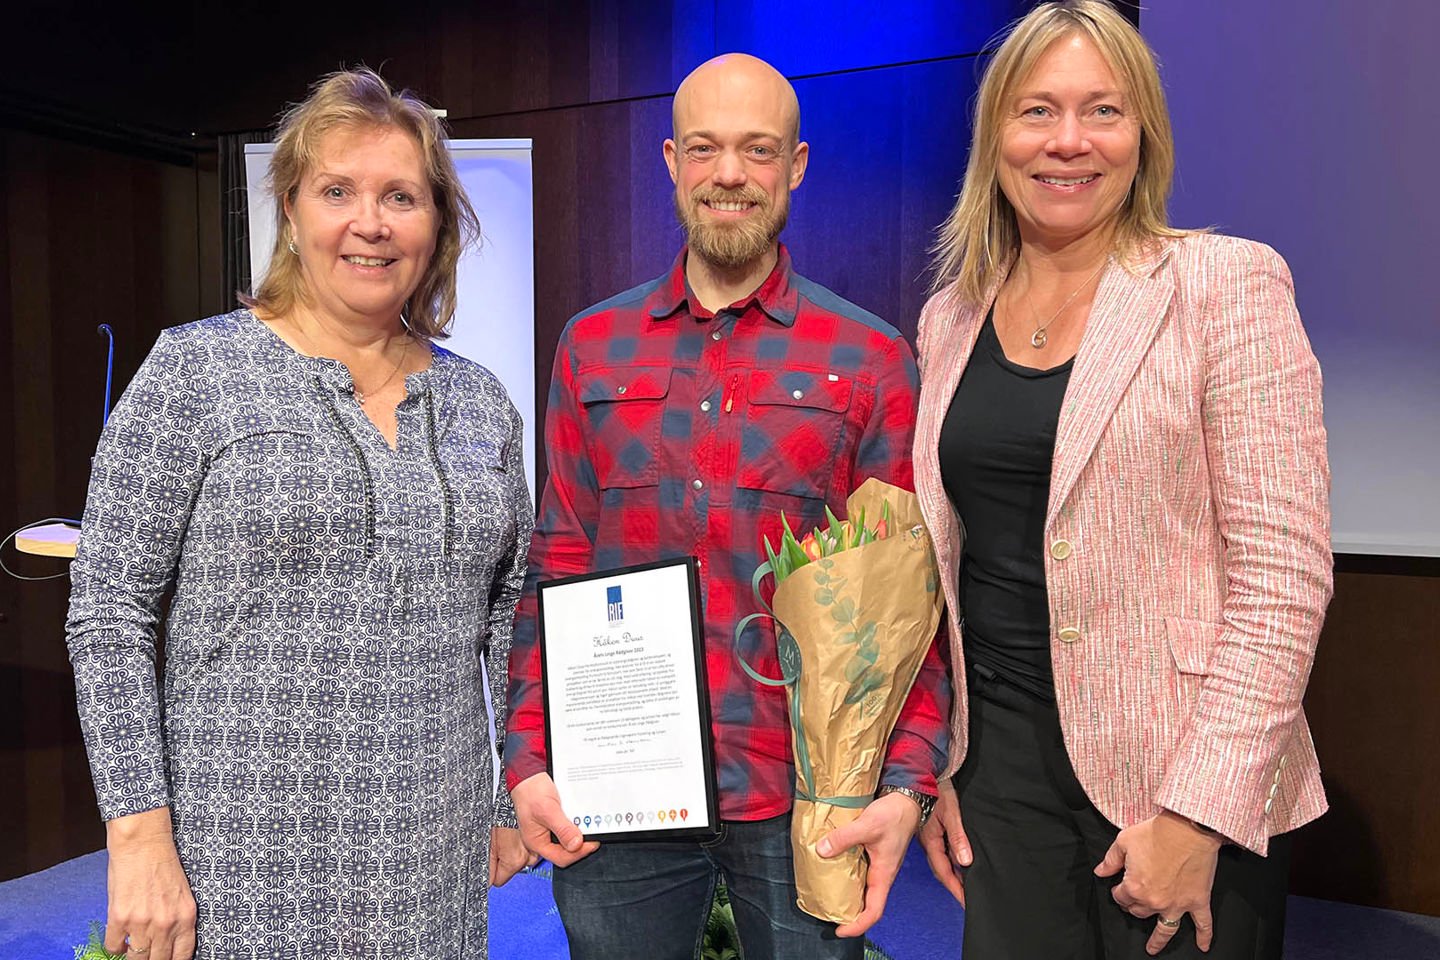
[764, 499, 892, 575]
[737, 477, 943, 924]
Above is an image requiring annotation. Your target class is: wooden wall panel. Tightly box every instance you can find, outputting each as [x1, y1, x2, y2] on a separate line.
[0, 129, 208, 879]
[8, 0, 198, 134]
[192, 0, 716, 133]
[10, 1, 1026, 135]
[1292, 569, 1440, 915]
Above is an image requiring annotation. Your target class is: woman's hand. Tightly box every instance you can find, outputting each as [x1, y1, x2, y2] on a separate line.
[489, 826, 538, 887]
[1094, 809, 1223, 955]
[104, 808, 196, 960]
[918, 777, 972, 905]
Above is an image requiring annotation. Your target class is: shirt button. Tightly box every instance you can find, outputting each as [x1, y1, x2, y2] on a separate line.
[692, 479, 704, 490]
[711, 330, 723, 341]
[616, 385, 627, 395]
[1057, 627, 1081, 643]
[1050, 539, 1073, 560]
[791, 389, 804, 400]
[699, 400, 712, 412]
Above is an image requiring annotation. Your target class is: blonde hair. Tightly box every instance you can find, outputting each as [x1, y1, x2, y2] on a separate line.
[241, 67, 478, 339]
[929, 0, 1191, 302]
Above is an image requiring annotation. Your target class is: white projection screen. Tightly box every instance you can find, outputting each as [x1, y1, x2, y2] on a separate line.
[1144, 7, 1439, 557]
[244, 139, 537, 496]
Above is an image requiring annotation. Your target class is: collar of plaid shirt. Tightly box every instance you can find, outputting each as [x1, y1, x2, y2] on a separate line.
[642, 244, 801, 327]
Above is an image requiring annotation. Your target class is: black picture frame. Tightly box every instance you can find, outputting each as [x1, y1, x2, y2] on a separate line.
[538, 556, 720, 842]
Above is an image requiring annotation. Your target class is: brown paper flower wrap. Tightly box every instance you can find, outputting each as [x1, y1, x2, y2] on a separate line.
[735, 478, 943, 923]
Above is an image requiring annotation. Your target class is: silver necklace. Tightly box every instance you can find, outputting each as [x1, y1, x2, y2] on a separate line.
[286, 316, 410, 404]
[353, 336, 410, 405]
[1022, 256, 1111, 349]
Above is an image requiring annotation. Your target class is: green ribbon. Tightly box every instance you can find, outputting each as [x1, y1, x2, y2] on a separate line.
[734, 561, 872, 810]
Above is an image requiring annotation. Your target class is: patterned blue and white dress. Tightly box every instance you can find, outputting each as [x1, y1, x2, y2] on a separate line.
[66, 310, 530, 959]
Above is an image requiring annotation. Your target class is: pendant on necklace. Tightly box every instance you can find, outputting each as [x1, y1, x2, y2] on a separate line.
[354, 389, 366, 405]
[1030, 329, 1048, 349]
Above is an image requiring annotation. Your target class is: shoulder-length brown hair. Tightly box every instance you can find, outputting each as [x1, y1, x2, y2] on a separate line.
[241, 67, 479, 339]
[930, 0, 1191, 302]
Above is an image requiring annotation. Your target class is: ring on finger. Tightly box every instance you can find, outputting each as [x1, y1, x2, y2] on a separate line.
[1156, 916, 1182, 928]
[128, 947, 152, 956]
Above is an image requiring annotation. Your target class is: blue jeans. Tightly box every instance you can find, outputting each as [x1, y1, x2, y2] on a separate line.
[552, 812, 864, 960]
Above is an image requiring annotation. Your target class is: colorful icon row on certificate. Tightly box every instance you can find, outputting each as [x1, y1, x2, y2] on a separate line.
[573, 808, 689, 828]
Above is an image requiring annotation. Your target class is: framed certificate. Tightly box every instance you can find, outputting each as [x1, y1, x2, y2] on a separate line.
[538, 556, 720, 841]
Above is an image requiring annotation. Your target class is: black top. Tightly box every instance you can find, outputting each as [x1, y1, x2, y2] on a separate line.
[937, 312, 1074, 701]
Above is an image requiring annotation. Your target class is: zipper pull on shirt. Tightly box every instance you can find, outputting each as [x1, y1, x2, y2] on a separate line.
[724, 374, 740, 413]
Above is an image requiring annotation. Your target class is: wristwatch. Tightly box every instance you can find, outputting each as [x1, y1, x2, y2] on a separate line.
[876, 785, 937, 827]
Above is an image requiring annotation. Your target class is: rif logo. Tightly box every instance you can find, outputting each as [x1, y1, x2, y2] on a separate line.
[606, 585, 624, 624]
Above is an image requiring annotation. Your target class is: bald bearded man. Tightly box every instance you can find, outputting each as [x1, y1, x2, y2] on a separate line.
[504, 54, 951, 958]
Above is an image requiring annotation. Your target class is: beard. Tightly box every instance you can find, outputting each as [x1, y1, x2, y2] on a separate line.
[674, 184, 789, 270]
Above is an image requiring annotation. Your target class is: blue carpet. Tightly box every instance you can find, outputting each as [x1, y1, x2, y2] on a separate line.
[4, 842, 1439, 958]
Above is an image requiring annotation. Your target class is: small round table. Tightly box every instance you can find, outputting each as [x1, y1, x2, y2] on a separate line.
[15, 523, 80, 559]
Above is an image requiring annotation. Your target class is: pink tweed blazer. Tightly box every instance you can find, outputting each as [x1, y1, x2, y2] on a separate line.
[914, 234, 1332, 855]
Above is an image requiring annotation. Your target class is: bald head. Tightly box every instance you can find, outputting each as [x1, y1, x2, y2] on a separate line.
[672, 54, 801, 146]
[664, 54, 809, 273]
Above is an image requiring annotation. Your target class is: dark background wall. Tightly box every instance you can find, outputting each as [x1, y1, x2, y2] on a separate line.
[3, 0, 1435, 917]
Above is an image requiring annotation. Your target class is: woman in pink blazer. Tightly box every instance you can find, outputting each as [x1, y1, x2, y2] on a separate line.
[913, 3, 1332, 958]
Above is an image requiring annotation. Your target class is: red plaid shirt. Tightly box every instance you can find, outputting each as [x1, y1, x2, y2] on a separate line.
[505, 246, 952, 820]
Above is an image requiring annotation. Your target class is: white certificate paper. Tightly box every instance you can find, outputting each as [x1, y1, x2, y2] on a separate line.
[539, 557, 718, 840]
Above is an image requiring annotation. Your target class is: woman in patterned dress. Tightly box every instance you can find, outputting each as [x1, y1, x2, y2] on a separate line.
[66, 68, 533, 960]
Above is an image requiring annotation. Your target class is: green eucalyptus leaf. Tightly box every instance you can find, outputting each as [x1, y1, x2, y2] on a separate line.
[844, 671, 886, 704]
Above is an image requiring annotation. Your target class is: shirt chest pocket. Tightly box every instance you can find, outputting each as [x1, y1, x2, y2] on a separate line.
[579, 366, 673, 489]
[737, 369, 854, 500]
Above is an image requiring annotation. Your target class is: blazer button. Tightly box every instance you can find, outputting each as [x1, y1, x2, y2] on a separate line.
[1057, 627, 1081, 643]
[1050, 539, 1073, 560]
